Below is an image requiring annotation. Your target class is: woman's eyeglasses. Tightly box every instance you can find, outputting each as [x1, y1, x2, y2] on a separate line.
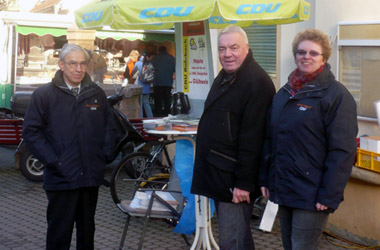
[296, 50, 323, 57]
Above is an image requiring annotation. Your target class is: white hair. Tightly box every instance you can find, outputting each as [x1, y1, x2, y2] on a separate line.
[59, 43, 90, 62]
[218, 25, 249, 45]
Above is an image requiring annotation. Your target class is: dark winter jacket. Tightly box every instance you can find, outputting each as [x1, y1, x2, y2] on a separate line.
[23, 70, 116, 190]
[191, 50, 275, 202]
[259, 64, 358, 211]
[151, 51, 175, 87]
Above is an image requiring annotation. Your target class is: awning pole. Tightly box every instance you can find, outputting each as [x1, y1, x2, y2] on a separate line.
[11, 23, 17, 86]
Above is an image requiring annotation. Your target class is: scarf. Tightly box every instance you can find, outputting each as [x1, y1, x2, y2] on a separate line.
[289, 64, 326, 95]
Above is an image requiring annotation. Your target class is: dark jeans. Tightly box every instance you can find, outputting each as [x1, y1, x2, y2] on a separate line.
[279, 205, 329, 250]
[153, 86, 172, 117]
[45, 187, 99, 250]
[215, 200, 255, 250]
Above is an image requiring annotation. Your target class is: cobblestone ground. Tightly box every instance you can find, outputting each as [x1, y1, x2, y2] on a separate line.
[0, 145, 356, 249]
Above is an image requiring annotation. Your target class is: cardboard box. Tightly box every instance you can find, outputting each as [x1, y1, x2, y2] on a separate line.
[360, 136, 380, 160]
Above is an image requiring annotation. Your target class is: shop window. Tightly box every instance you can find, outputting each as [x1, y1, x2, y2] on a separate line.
[16, 34, 65, 85]
[244, 24, 277, 80]
[338, 22, 380, 118]
[339, 46, 380, 118]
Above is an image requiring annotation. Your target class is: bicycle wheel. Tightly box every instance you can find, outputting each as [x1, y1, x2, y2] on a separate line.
[110, 152, 151, 206]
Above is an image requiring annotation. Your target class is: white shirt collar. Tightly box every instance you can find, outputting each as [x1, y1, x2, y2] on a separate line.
[65, 82, 81, 91]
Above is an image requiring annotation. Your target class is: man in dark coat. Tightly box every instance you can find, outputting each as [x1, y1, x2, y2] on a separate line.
[23, 44, 116, 250]
[151, 45, 175, 117]
[191, 25, 275, 249]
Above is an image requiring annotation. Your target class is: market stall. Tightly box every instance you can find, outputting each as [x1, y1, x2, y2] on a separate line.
[0, 11, 174, 108]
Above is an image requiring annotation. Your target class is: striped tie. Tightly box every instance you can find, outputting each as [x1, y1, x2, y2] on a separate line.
[71, 87, 79, 98]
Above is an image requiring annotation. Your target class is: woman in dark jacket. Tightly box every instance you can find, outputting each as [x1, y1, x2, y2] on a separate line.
[259, 29, 358, 250]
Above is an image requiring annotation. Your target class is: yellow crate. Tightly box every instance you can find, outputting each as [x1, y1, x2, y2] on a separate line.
[356, 148, 380, 173]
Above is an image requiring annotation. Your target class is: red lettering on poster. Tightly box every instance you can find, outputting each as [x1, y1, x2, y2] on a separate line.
[183, 21, 205, 36]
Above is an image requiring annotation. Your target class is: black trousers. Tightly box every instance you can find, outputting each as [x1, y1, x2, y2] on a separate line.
[45, 187, 99, 250]
[153, 86, 172, 117]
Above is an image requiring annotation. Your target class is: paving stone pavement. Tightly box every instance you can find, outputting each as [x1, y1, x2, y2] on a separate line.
[0, 145, 356, 249]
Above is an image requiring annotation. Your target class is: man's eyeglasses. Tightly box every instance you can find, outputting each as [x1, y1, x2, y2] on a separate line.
[64, 61, 88, 69]
[296, 50, 323, 57]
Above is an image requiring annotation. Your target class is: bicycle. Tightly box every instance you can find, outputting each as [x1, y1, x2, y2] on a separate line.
[110, 137, 177, 209]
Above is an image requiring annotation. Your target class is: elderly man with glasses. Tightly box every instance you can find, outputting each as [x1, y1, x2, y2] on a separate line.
[23, 43, 116, 250]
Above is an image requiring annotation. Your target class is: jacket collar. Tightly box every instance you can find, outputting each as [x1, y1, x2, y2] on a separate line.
[52, 70, 93, 91]
[283, 63, 333, 94]
[204, 50, 255, 109]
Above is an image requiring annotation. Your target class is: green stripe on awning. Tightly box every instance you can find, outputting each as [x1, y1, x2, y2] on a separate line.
[95, 30, 174, 42]
[16, 25, 66, 37]
[15, 25, 174, 42]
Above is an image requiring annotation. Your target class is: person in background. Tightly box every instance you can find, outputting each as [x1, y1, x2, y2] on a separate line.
[90, 47, 107, 84]
[151, 45, 175, 117]
[23, 43, 116, 250]
[191, 25, 275, 249]
[133, 53, 154, 118]
[123, 49, 140, 84]
[259, 29, 358, 250]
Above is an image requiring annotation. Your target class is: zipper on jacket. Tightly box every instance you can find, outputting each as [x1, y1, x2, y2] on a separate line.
[210, 149, 238, 163]
[226, 112, 233, 142]
[284, 85, 325, 100]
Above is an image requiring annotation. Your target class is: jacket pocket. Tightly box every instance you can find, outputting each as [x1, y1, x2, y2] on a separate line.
[206, 150, 238, 199]
[294, 158, 322, 187]
[208, 149, 238, 173]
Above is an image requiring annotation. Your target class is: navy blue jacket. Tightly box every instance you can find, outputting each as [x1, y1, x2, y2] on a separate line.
[23, 70, 116, 190]
[191, 50, 275, 202]
[151, 51, 175, 87]
[259, 64, 358, 211]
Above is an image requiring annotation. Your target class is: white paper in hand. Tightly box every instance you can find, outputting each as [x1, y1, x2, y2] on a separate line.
[259, 200, 279, 232]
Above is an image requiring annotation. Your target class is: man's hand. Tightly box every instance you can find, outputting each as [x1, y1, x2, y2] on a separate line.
[315, 202, 328, 211]
[232, 188, 250, 204]
[260, 187, 270, 198]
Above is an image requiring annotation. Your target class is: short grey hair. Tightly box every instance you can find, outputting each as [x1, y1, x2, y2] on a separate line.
[59, 43, 90, 62]
[218, 25, 249, 45]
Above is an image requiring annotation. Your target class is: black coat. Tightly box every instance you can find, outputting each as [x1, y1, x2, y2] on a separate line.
[191, 50, 275, 202]
[23, 70, 117, 190]
[259, 64, 358, 211]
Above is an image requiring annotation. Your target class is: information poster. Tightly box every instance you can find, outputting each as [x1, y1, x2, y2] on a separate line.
[182, 21, 210, 99]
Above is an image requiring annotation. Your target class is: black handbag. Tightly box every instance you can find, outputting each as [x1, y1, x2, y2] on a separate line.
[170, 92, 191, 115]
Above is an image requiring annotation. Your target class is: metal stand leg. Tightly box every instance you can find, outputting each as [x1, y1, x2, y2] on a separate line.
[119, 215, 131, 250]
[190, 195, 219, 250]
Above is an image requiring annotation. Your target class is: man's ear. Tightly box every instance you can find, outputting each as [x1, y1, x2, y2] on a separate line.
[58, 60, 64, 71]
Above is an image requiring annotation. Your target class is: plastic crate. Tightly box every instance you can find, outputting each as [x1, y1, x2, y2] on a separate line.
[356, 148, 380, 174]
[0, 119, 23, 145]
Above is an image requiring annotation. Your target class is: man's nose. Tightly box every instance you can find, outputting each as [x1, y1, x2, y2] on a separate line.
[75, 64, 84, 71]
[224, 48, 232, 57]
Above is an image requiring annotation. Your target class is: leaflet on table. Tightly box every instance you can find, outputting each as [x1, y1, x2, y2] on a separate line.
[130, 191, 179, 212]
[143, 118, 199, 131]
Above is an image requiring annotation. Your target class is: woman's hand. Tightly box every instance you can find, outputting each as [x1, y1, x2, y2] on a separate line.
[316, 202, 328, 211]
[260, 187, 270, 198]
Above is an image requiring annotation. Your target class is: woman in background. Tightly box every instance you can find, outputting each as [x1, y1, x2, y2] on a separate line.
[133, 53, 154, 118]
[123, 49, 140, 84]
